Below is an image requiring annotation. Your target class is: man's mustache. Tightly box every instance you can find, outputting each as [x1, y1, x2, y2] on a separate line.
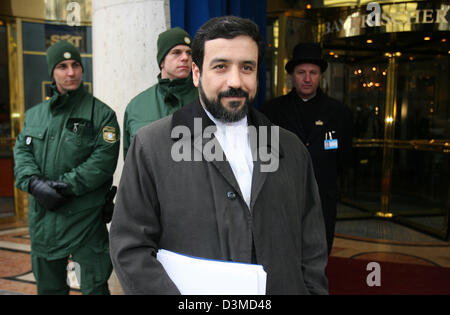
[218, 88, 249, 100]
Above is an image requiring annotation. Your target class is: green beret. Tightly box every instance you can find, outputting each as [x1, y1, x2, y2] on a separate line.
[46, 40, 83, 77]
[157, 27, 192, 68]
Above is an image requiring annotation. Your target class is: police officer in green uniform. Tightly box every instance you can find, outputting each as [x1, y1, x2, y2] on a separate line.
[14, 41, 120, 295]
[123, 27, 198, 158]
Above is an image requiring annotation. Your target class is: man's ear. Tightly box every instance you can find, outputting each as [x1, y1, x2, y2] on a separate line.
[192, 62, 200, 87]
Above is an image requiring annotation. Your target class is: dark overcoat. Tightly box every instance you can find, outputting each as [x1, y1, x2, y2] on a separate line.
[261, 89, 353, 253]
[110, 99, 328, 295]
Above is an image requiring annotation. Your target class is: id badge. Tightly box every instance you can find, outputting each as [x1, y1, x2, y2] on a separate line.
[324, 139, 338, 150]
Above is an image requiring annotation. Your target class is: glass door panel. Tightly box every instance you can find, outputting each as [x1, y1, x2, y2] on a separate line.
[330, 54, 388, 218]
[0, 20, 15, 220]
[389, 56, 449, 238]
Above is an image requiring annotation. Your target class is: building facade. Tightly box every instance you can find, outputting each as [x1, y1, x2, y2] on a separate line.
[1, 0, 449, 240]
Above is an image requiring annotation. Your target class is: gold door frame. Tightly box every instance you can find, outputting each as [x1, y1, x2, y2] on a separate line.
[2, 17, 28, 224]
[379, 52, 399, 216]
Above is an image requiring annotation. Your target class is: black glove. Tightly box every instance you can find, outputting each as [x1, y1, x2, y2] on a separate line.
[28, 176, 72, 211]
[102, 186, 117, 224]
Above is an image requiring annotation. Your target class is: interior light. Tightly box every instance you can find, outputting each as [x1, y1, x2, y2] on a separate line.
[366, 39, 373, 44]
[372, 67, 377, 71]
[306, 4, 312, 9]
[424, 36, 431, 41]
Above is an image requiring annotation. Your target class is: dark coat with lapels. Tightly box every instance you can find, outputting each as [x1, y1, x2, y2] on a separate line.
[261, 88, 353, 254]
[110, 98, 328, 295]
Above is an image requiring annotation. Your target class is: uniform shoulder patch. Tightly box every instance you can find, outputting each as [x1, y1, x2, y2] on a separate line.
[103, 126, 117, 143]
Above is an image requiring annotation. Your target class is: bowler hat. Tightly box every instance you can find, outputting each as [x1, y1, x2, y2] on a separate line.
[285, 43, 328, 74]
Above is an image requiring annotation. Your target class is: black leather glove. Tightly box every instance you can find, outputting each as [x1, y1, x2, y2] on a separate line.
[28, 176, 72, 211]
[102, 186, 117, 224]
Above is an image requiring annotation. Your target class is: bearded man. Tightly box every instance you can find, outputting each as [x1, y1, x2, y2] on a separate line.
[109, 16, 328, 295]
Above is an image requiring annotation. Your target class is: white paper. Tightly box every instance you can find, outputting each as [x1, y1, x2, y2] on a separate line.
[157, 249, 267, 295]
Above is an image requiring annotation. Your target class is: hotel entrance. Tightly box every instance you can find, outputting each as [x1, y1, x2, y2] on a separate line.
[267, 1, 449, 239]
[0, 19, 16, 221]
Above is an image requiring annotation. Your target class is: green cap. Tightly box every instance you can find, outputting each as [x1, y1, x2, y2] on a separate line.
[157, 27, 192, 68]
[46, 40, 83, 77]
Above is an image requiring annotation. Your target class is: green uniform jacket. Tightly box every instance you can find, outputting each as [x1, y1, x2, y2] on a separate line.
[123, 74, 198, 158]
[14, 84, 120, 259]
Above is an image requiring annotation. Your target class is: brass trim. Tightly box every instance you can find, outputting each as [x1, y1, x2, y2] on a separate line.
[41, 80, 52, 101]
[276, 13, 287, 97]
[7, 20, 25, 138]
[0, 0, 92, 25]
[380, 54, 398, 213]
[24, 50, 92, 58]
[267, 0, 429, 12]
[4, 18, 27, 223]
[353, 139, 450, 153]
[14, 18, 26, 222]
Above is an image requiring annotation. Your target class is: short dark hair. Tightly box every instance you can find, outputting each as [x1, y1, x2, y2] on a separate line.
[192, 15, 265, 73]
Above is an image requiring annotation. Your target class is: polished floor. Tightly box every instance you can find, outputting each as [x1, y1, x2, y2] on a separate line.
[0, 216, 449, 295]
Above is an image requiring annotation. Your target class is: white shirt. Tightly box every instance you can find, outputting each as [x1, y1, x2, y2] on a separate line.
[203, 108, 254, 209]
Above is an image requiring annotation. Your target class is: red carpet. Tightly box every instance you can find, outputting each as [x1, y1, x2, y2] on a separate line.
[327, 256, 450, 295]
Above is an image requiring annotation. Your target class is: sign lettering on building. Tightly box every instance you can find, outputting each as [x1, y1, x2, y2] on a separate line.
[322, 5, 450, 36]
[49, 34, 83, 48]
[45, 24, 87, 52]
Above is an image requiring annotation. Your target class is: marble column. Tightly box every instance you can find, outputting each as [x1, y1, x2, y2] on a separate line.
[92, 0, 170, 183]
[92, 0, 171, 295]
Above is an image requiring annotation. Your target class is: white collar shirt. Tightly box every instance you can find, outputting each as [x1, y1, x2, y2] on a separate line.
[203, 108, 254, 209]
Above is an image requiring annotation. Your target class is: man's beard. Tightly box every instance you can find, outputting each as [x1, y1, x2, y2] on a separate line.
[198, 79, 255, 123]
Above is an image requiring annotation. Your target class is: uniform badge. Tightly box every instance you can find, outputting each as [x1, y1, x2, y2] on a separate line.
[26, 136, 32, 145]
[103, 126, 117, 143]
[64, 52, 71, 59]
[184, 37, 191, 45]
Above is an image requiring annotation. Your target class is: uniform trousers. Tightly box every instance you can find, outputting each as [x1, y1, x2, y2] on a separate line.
[31, 238, 112, 295]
